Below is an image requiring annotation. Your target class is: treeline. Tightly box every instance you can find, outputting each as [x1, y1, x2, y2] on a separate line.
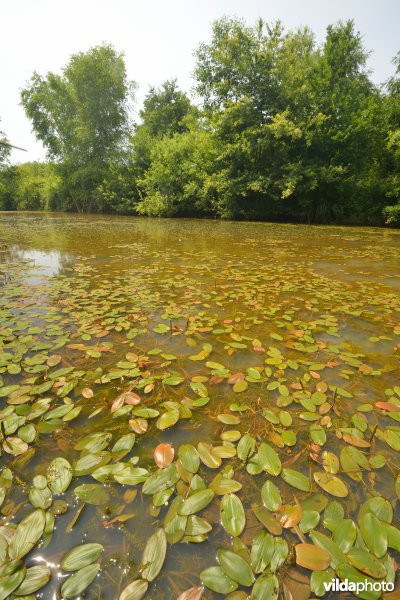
[1, 18, 399, 224]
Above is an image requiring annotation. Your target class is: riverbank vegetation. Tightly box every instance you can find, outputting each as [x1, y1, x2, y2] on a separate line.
[1, 18, 400, 224]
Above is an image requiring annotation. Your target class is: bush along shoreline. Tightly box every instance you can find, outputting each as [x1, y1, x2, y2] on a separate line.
[1, 18, 400, 225]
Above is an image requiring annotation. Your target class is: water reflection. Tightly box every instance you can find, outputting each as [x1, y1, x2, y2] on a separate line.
[10, 247, 64, 278]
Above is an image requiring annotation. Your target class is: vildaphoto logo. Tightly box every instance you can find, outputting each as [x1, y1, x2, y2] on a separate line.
[323, 578, 394, 594]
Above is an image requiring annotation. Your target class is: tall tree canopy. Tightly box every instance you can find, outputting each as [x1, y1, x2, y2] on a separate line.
[0, 19, 397, 223]
[21, 44, 135, 211]
[132, 80, 196, 174]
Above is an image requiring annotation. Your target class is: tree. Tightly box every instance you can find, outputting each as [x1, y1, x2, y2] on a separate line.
[0, 119, 11, 167]
[137, 126, 216, 217]
[132, 80, 197, 175]
[21, 44, 135, 211]
[192, 18, 388, 222]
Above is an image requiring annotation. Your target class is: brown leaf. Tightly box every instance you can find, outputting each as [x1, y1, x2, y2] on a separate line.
[122, 392, 141, 405]
[208, 376, 224, 385]
[316, 381, 328, 393]
[154, 443, 175, 469]
[295, 543, 331, 570]
[95, 330, 109, 338]
[309, 371, 321, 379]
[283, 568, 311, 600]
[111, 391, 140, 412]
[103, 513, 135, 527]
[228, 372, 245, 385]
[81, 388, 94, 398]
[375, 402, 400, 412]
[279, 504, 302, 528]
[341, 434, 370, 448]
[129, 418, 148, 434]
[177, 586, 203, 600]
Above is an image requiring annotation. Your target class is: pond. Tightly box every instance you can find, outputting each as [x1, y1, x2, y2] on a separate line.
[0, 212, 399, 599]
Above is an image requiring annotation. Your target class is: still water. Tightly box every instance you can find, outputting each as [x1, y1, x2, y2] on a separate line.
[0, 213, 399, 599]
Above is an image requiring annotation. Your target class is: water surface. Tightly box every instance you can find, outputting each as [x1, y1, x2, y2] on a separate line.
[0, 213, 399, 599]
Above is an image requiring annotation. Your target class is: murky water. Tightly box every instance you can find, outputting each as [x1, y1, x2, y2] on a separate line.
[0, 212, 399, 599]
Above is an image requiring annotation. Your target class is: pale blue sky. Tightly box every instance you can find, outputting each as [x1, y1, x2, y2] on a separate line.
[2, 0, 399, 162]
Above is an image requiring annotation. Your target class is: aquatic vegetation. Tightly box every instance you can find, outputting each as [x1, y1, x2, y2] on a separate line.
[0, 214, 399, 598]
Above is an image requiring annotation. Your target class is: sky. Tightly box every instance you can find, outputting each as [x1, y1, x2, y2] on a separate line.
[2, 0, 399, 163]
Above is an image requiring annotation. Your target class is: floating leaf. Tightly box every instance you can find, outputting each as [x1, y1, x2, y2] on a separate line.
[156, 409, 179, 430]
[251, 574, 279, 599]
[347, 548, 386, 578]
[251, 531, 275, 573]
[359, 512, 387, 558]
[47, 457, 73, 494]
[200, 566, 238, 595]
[217, 549, 254, 587]
[178, 444, 200, 473]
[179, 490, 215, 515]
[197, 442, 221, 469]
[220, 494, 245, 537]
[0, 564, 26, 600]
[61, 543, 104, 571]
[119, 580, 148, 600]
[153, 443, 174, 468]
[74, 483, 109, 505]
[258, 443, 281, 476]
[9, 509, 46, 560]
[279, 504, 302, 528]
[309, 531, 345, 569]
[261, 481, 282, 512]
[336, 565, 381, 600]
[141, 529, 167, 582]
[332, 519, 356, 553]
[61, 563, 100, 598]
[299, 510, 320, 534]
[142, 464, 179, 495]
[252, 504, 282, 535]
[233, 380, 248, 393]
[13, 564, 51, 595]
[313, 472, 348, 497]
[295, 543, 330, 571]
[237, 434, 256, 462]
[281, 468, 310, 492]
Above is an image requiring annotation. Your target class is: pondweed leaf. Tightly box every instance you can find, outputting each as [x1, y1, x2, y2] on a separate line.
[61, 543, 104, 571]
[141, 529, 167, 582]
[119, 579, 148, 600]
[60, 563, 100, 598]
[220, 494, 245, 537]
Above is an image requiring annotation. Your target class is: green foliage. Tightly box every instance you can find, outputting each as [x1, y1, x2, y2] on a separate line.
[383, 204, 400, 226]
[21, 44, 135, 212]
[191, 18, 390, 222]
[137, 127, 216, 217]
[132, 80, 197, 177]
[0, 163, 61, 211]
[5, 19, 399, 224]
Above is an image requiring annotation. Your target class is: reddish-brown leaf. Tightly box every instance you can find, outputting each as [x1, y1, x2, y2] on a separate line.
[341, 434, 371, 448]
[154, 443, 175, 468]
[279, 504, 302, 528]
[295, 543, 331, 571]
[122, 392, 141, 405]
[228, 373, 245, 385]
[375, 402, 400, 413]
[129, 418, 148, 434]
